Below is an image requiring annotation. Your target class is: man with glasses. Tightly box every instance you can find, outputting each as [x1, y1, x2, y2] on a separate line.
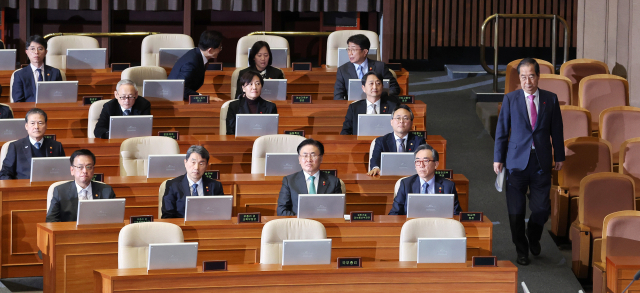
[94, 79, 151, 139]
[46, 149, 115, 222]
[277, 139, 342, 216]
[368, 105, 426, 176]
[12, 35, 63, 102]
[389, 144, 461, 215]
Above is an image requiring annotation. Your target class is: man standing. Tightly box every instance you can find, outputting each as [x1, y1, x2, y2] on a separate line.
[493, 58, 565, 266]
[94, 79, 151, 139]
[12, 35, 63, 102]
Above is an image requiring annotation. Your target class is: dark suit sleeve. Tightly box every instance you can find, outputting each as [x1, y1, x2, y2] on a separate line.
[383, 65, 401, 96]
[0, 106, 13, 118]
[12, 72, 27, 103]
[0, 142, 18, 179]
[270, 103, 278, 114]
[276, 68, 285, 79]
[389, 181, 407, 215]
[94, 103, 112, 139]
[105, 186, 116, 199]
[59, 143, 65, 156]
[451, 182, 462, 215]
[340, 103, 355, 135]
[46, 187, 62, 222]
[213, 181, 224, 195]
[494, 94, 511, 163]
[550, 95, 565, 162]
[53, 68, 63, 81]
[277, 176, 296, 216]
[161, 181, 179, 219]
[226, 103, 237, 135]
[370, 137, 384, 170]
[332, 178, 343, 194]
[334, 67, 347, 100]
[139, 99, 151, 115]
[234, 76, 243, 100]
[174, 62, 201, 99]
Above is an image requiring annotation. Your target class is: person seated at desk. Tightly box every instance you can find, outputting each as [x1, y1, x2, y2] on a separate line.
[233, 41, 285, 99]
[0, 103, 13, 118]
[161, 145, 224, 218]
[368, 105, 426, 176]
[334, 34, 399, 100]
[340, 71, 399, 135]
[277, 139, 343, 216]
[389, 144, 462, 215]
[0, 108, 65, 180]
[94, 79, 151, 139]
[226, 70, 278, 135]
[12, 35, 63, 103]
[46, 149, 116, 222]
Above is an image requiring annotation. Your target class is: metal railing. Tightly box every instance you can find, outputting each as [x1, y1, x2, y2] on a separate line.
[247, 31, 332, 37]
[43, 32, 159, 39]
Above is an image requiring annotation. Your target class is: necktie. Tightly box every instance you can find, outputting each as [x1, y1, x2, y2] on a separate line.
[36, 69, 43, 82]
[527, 95, 537, 130]
[80, 190, 88, 200]
[397, 138, 405, 152]
[191, 183, 198, 197]
[357, 65, 363, 79]
[372, 104, 377, 114]
[308, 176, 316, 194]
[34, 142, 41, 149]
[123, 109, 131, 116]
[421, 182, 429, 194]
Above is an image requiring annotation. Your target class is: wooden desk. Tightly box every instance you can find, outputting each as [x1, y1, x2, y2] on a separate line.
[606, 256, 640, 293]
[38, 215, 493, 293]
[93, 261, 517, 293]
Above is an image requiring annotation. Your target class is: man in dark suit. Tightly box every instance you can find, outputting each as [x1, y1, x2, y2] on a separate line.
[340, 71, 399, 135]
[12, 35, 63, 102]
[161, 145, 225, 218]
[167, 30, 224, 101]
[368, 105, 426, 176]
[46, 149, 116, 222]
[389, 144, 462, 215]
[333, 34, 399, 100]
[494, 58, 565, 266]
[0, 108, 65, 179]
[94, 79, 151, 139]
[277, 139, 343, 216]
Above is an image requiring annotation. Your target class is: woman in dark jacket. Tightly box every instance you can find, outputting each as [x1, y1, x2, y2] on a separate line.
[233, 41, 285, 99]
[226, 70, 278, 135]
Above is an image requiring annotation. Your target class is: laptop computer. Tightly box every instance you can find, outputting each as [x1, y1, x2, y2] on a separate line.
[337, 47, 378, 67]
[282, 239, 332, 265]
[30, 157, 73, 183]
[248, 47, 288, 68]
[380, 153, 417, 176]
[184, 195, 233, 221]
[142, 80, 184, 101]
[235, 114, 279, 137]
[66, 48, 107, 70]
[36, 81, 78, 103]
[261, 79, 287, 101]
[357, 114, 393, 136]
[406, 193, 455, 218]
[347, 79, 390, 101]
[146, 154, 185, 178]
[0, 49, 16, 71]
[0, 119, 28, 142]
[76, 198, 126, 225]
[158, 48, 191, 68]
[417, 237, 467, 263]
[147, 242, 199, 270]
[297, 194, 345, 219]
[108, 115, 153, 139]
[264, 153, 301, 176]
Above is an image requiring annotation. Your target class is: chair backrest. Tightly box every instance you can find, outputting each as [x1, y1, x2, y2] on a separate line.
[326, 30, 380, 68]
[87, 99, 111, 139]
[47, 180, 73, 212]
[578, 173, 635, 230]
[235, 35, 291, 68]
[259, 218, 326, 264]
[251, 134, 306, 174]
[619, 138, 640, 195]
[119, 136, 181, 176]
[9, 69, 18, 103]
[121, 66, 168, 93]
[601, 211, 640, 260]
[560, 106, 591, 140]
[559, 137, 612, 193]
[46, 36, 100, 71]
[140, 34, 194, 67]
[399, 218, 466, 261]
[219, 100, 233, 135]
[560, 58, 610, 106]
[504, 58, 554, 94]
[369, 139, 376, 171]
[230, 67, 247, 100]
[394, 176, 410, 198]
[539, 74, 572, 105]
[118, 222, 184, 269]
[599, 106, 640, 164]
[579, 74, 629, 132]
[158, 179, 169, 218]
[0, 139, 17, 169]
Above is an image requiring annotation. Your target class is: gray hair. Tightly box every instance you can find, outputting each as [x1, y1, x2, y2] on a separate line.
[185, 145, 210, 162]
[25, 108, 47, 123]
[116, 79, 138, 93]
[413, 144, 439, 162]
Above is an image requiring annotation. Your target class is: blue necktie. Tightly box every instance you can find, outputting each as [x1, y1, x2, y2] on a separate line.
[421, 182, 429, 194]
[191, 183, 198, 197]
[123, 109, 131, 116]
[397, 138, 404, 152]
[36, 69, 43, 82]
[357, 65, 363, 79]
[34, 142, 41, 150]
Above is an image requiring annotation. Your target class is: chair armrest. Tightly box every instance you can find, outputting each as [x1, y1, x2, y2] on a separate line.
[593, 261, 606, 272]
[570, 221, 592, 233]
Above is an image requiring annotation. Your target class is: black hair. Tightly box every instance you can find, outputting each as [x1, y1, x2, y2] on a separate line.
[186, 145, 210, 163]
[70, 149, 96, 166]
[346, 34, 371, 51]
[26, 35, 47, 50]
[198, 30, 223, 50]
[391, 104, 414, 120]
[414, 144, 439, 162]
[239, 70, 265, 89]
[25, 108, 47, 123]
[248, 41, 273, 68]
[297, 139, 325, 156]
[361, 71, 383, 86]
[517, 58, 540, 76]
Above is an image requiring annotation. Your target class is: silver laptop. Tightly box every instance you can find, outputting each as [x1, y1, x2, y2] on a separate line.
[158, 48, 191, 68]
[142, 80, 184, 101]
[0, 119, 28, 142]
[235, 114, 279, 137]
[147, 242, 199, 270]
[184, 196, 233, 221]
[417, 238, 467, 263]
[337, 47, 378, 67]
[30, 157, 73, 182]
[264, 153, 301, 176]
[0, 49, 16, 70]
[36, 81, 78, 103]
[380, 153, 417, 176]
[76, 198, 126, 225]
[357, 114, 393, 136]
[282, 239, 332, 265]
[147, 154, 185, 178]
[261, 79, 287, 101]
[407, 194, 455, 218]
[66, 48, 107, 70]
[297, 194, 345, 219]
[348, 79, 390, 101]
[108, 115, 153, 139]
[248, 47, 288, 68]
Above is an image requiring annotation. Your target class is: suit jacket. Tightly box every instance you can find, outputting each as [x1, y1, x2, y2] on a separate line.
[0, 136, 65, 180]
[389, 174, 462, 215]
[340, 95, 399, 135]
[370, 132, 426, 170]
[234, 66, 285, 99]
[494, 89, 565, 172]
[93, 97, 152, 139]
[334, 58, 400, 100]
[46, 181, 116, 222]
[0, 104, 13, 119]
[12, 65, 63, 102]
[277, 170, 343, 216]
[225, 97, 278, 135]
[167, 48, 207, 100]
[161, 174, 225, 218]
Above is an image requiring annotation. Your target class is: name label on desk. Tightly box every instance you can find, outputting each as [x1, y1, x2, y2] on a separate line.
[92, 173, 104, 182]
[321, 169, 337, 177]
[459, 212, 483, 222]
[284, 130, 305, 137]
[203, 260, 227, 271]
[434, 169, 452, 179]
[410, 131, 427, 138]
[44, 134, 56, 141]
[292, 62, 312, 71]
[111, 63, 131, 72]
[203, 170, 220, 180]
[189, 95, 210, 104]
[291, 95, 312, 104]
[237, 212, 261, 223]
[130, 215, 154, 224]
[158, 131, 179, 140]
[350, 211, 374, 222]
[337, 257, 362, 268]
[83, 96, 102, 105]
[472, 256, 497, 267]
[398, 95, 415, 104]
[207, 62, 223, 71]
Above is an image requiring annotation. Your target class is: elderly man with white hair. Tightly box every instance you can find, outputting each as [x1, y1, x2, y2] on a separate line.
[94, 79, 151, 139]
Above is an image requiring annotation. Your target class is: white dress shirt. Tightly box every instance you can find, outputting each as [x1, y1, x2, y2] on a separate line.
[201, 50, 209, 65]
[303, 170, 320, 193]
[28, 136, 44, 147]
[394, 133, 408, 152]
[418, 176, 436, 194]
[30, 63, 45, 82]
[76, 182, 94, 201]
[366, 99, 381, 114]
[187, 177, 204, 196]
[524, 89, 540, 149]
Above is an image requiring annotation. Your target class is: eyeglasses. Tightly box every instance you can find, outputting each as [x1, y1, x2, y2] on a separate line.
[393, 117, 411, 122]
[117, 96, 136, 100]
[346, 48, 363, 53]
[299, 154, 321, 160]
[28, 47, 45, 53]
[414, 159, 434, 166]
[73, 165, 95, 171]
[519, 75, 537, 81]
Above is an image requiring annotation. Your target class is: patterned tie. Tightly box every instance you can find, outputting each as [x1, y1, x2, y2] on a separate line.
[421, 182, 428, 194]
[308, 176, 316, 194]
[357, 64, 363, 79]
[34, 142, 41, 149]
[527, 95, 537, 130]
[372, 104, 377, 114]
[80, 190, 88, 201]
[123, 109, 131, 116]
[36, 69, 43, 82]
[191, 184, 198, 197]
[397, 138, 405, 152]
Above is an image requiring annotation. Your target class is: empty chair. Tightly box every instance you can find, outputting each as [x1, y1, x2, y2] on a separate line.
[399, 218, 466, 261]
[538, 75, 572, 105]
[579, 74, 629, 133]
[326, 30, 380, 68]
[118, 222, 184, 269]
[600, 106, 640, 165]
[87, 99, 111, 139]
[120, 66, 168, 93]
[560, 58, 610, 106]
[560, 106, 591, 140]
[504, 58, 555, 94]
[259, 218, 326, 264]
[620, 137, 640, 197]
[251, 134, 306, 174]
[140, 34, 194, 67]
[46, 35, 100, 70]
[235, 35, 290, 68]
[119, 136, 180, 176]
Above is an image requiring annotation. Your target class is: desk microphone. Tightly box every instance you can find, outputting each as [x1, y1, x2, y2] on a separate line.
[622, 269, 640, 293]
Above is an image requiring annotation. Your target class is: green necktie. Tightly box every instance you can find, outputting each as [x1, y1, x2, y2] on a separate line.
[309, 176, 316, 194]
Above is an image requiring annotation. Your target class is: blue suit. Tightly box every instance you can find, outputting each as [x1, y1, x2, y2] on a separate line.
[389, 174, 462, 215]
[160, 174, 225, 218]
[167, 48, 206, 100]
[370, 132, 426, 170]
[11, 65, 63, 103]
[0, 136, 66, 179]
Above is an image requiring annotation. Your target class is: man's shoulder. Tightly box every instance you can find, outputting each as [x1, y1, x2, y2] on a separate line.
[15, 66, 31, 77]
[167, 174, 186, 185]
[53, 181, 75, 192]
[538, 88, 558, 99]
[44, 137, 62, 147]
[401, 174, 419, 184]
[378, 132, 394, 143]
[436, 175, 456, 187]
[134, 96, 151, 107]
[43, 65, 61, 74]
[202, 176, 220, 186]
[91, 180, 113, 191]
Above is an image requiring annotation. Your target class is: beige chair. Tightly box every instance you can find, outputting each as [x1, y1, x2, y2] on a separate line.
[140, 34, 194, 67]
[230, 67, 248, 100]
[46, 36, 100, 71]
[538, 75, 573, 106]
[119, 136, 180, 176]
[560, 58, 610, 106]
[259, 218, 326, 264]
[251, 134, 306, 174]
[235, 35, 290, 68]
[504, 58, 555, 94]
[87, 99, 111, 139]
[399, 218, 466, 261]
[620, 137, 640, 196]
[599, 106, 640, 165]
[0, 140, 17, 169]
[326, 30, 380, 68]
[219, 100, 233, 135]
[46, 180, 72, 212]
[369, 139, 376, 171]
[394, 176, 410, 197]
[579, 74, 629, 133]
[158, 179, 169, 217]
[10, 69, 67, 103]
[120, 66, 168, 93]
[118, 222, 184, 269]
[560, 106, 591, 140]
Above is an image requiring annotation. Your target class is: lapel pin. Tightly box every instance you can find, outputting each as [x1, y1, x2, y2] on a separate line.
[369, 67, 372, 71]
[439, 187, 442, 193]
[49, 146, 52, 149]
[25, 146, 28, 148]
[94, 194, 98, 197]
[323, 181, 326, 186]
[410, 142, 413, 145]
